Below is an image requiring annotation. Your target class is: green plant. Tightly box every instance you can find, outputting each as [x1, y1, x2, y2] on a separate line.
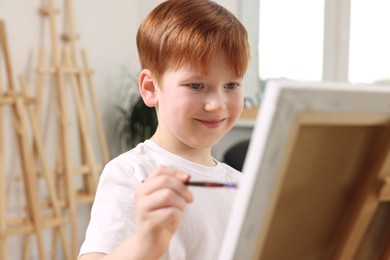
[117, 69, 158, 150]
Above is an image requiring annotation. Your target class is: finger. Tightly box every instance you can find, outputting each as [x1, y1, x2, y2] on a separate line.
[137, 188, 189, 213]
[145, 165, 190, 183]
[140, 176, 193, 203]
[143, 206, 183, 230]
[139, 166, 193, 202]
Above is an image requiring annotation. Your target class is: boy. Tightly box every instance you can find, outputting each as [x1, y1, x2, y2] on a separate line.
[79, 0, 250, 259]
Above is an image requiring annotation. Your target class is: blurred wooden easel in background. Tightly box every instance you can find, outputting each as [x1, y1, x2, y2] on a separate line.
[0, 20, 71, 260]
[35, 0, 110, 257]
[0, 0, 110, 258]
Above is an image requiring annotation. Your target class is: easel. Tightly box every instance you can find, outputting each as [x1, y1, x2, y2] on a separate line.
[332, 126, 390, 259]
[219, 81, 390, 260]
[0, 20, 71, 260]
[257, 113, 390, 260]
[36, 0, 110, 257]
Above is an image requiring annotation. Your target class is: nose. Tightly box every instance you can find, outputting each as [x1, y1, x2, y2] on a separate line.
[204, 89, 226, 111]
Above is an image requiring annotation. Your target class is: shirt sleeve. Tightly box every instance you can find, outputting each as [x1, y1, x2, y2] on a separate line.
[78, 161, 139, 256]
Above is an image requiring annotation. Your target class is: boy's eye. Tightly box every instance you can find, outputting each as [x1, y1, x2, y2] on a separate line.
[224, 83, 238, 89]
[187, 83, 203, 90]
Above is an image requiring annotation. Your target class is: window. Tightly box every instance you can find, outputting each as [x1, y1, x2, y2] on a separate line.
[248, 0, 390, 85]
[240, 0, 390, 105]
[349, 0, 390, 83]
[258, 0, 325, 81]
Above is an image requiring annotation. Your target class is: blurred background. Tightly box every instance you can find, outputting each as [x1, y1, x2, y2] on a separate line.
[1, 0, 389, 259]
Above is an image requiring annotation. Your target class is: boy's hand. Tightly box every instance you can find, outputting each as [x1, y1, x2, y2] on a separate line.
[134, 165, 193, 258]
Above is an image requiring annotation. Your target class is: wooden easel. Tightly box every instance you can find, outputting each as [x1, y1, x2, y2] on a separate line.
[36, 0, 110, 257]
[0, 20, 71, 260]
[332, 127, 390, 259]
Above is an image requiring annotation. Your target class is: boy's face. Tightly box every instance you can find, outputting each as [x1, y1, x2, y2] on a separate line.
[153, 52, 244, 151]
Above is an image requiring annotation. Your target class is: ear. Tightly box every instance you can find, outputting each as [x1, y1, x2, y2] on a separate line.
[139, 69, 158, 107]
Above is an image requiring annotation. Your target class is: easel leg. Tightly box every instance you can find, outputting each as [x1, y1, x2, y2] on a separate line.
[14, 97, 47, 260]
[0, 95, 7, 260]
[1, 18, 47, 260]
[333, 130, 390, 260]
[0, 21, 9, 259]
[380, 194, 390, 260]
[381, 232, 390, 260]
[22, 234, 30, 260]
[56, 63, 79, 259]
[20, 75, 72, 259]
[81, 49, 110, 163]
[51, 229, 58, 260]
[63, 48, 98, 194]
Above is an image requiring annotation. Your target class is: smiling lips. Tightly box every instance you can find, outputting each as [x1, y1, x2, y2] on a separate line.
[196, 118, 226, 128]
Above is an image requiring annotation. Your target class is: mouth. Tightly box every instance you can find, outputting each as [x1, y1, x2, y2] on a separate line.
[196, 118, 226, 129]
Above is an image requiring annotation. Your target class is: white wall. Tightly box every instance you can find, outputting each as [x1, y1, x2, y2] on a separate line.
[0, 0, 239, 259]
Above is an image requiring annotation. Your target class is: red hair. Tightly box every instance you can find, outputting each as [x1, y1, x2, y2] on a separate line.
[136, 0, 251, 83]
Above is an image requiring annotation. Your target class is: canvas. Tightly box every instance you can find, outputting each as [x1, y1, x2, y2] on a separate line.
[219, 80, 390, 260]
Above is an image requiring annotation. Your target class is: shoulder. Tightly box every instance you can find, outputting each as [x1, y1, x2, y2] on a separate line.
[220, 161, 243, 174]
[101, 142, 159, 185]
[216, 161, 244, 182]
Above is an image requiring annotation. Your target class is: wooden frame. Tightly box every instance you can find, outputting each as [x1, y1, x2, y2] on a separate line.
[219, 80, 390, 260]
[35, 0, 110, 256]
[0, 20, 71, 260]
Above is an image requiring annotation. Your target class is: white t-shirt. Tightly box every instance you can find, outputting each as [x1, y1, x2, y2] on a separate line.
[79, 140, 242, 260]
